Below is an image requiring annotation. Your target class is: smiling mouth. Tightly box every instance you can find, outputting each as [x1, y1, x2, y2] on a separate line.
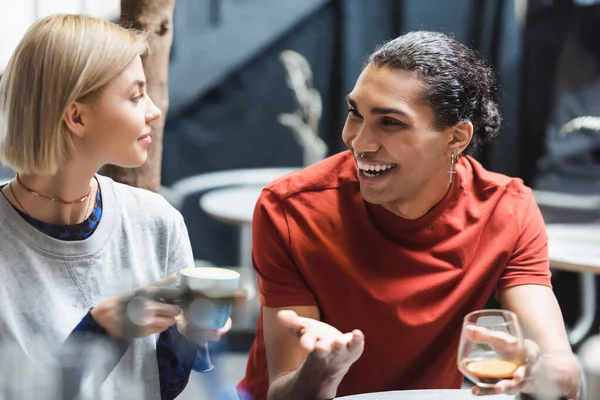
[357, 161, 398, 178]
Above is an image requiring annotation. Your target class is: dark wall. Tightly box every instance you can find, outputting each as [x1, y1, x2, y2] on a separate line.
[163, 2, 339, 265]
[163, 0, 524, 185]
[162, 1, 335, 186]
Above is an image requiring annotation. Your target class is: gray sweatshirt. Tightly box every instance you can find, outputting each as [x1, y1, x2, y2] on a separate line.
[0, 174, 194, 399]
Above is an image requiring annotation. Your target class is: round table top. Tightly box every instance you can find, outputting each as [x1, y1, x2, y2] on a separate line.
[200, 185, 264, 225]
[546, 223, 600, 273]
[336, 389, 515, 399]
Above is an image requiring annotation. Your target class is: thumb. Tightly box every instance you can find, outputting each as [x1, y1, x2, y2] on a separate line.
[136, 285, 185, 304]
[277, 310, 303, 331]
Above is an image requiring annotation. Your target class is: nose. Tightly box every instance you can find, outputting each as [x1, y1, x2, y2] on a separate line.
[351, 125, 379, 154]
[145, 95, 162, 123]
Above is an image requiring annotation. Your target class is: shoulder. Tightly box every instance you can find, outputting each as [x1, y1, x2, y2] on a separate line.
[263, 151, 358, 201]
[97, 175, 184, 228]
[460, 156, 535, 216]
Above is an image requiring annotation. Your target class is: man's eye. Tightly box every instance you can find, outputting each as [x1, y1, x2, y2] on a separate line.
[382, 118, 404, 127]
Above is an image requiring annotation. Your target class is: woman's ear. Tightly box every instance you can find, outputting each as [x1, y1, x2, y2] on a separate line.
[63, 102, 86, 137]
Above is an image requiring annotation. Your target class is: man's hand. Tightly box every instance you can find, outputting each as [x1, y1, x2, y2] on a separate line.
[466, 325, 580, 399]
[277, 310, 364, 379]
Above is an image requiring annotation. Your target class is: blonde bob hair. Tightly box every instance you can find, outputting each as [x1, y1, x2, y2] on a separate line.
[0, 14, 148, 174]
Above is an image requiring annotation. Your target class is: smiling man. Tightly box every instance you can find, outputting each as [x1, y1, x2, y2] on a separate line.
[238, 31, 581, 400]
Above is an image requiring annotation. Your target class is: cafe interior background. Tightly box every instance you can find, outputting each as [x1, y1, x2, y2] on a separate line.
[1, 0, 600, 398]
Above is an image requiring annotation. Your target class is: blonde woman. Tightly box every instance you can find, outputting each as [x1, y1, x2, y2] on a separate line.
[0, 14, 230, 400]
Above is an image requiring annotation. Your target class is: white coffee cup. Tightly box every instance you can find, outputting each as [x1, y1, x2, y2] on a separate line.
[177, 267, 241, 330]
[178, 267, 240, 296]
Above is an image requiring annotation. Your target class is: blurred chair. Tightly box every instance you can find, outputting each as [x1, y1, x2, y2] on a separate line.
[162, 167, 296, 268]
[167, 166, 296, 271]
[167, 167, 297, 210]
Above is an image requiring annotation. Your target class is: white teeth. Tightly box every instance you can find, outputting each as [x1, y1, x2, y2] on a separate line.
[356, 161, 395, 172]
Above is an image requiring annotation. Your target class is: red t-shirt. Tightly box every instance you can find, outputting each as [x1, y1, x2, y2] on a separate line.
[238, 151, 551, 399]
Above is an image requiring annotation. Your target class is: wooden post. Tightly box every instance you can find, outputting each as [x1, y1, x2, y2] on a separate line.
[100, 0, 176, 193]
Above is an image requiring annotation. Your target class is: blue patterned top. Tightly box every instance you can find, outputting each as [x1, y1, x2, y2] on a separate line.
[11, 183, 103, 240]
[4, 181, 212, 400]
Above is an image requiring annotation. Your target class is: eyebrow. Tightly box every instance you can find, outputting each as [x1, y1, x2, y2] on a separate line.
[346, 95, 411, 118]
[128, 80, 146, 91]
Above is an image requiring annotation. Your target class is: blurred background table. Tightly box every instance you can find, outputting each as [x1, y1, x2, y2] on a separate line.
[546, 223, 600, 346]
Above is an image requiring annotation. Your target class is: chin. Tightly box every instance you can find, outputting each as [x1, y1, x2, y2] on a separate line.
[114, 155, 148, 169]
[359, 185, 403, 206]
[130, 151, 149, 167]
[359, 187, 384, 204]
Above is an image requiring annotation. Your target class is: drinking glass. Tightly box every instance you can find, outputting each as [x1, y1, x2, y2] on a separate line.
[458, 309, 526, 388]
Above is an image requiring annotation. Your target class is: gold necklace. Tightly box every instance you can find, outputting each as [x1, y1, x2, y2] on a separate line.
[16, 174, 92, 205]
[9, 180, 30, 216]
[10, 179, 97, 224]
[84, 184, 97, 220]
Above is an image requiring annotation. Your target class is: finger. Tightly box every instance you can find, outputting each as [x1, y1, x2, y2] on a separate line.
[472, 386, 500, 396]
[330, 333, 355, 354]
[125, 297, 157, 326]
[153, 302, 182, 318]
[314, 338, 334, 357]
[334, 332, 353, 347]
[314, 336, 335, 353]
[216, 318, 232, 334]
[299, 331, 318, 352]
[142, 316, 177, 334]
[512, 365, 526, 383]
[153, 274, 177, 286]
[465, 325, 519, 347]
[348, 330, 364, 350]
[494, 378, 524, 396]
[197, 319, 233, 342]
[472, 384, 517, 396]
[141, 286, 185, 304]
[331, 341, 344, 353]
[465, 325, 522, 358]
[277, 310, 302, 331]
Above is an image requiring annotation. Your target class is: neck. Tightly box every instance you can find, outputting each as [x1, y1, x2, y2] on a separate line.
[382, 171, 454, 220]
[3, 161, 99, 225]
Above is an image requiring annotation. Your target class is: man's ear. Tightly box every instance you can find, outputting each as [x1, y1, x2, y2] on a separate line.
[448, 121, 473, 155]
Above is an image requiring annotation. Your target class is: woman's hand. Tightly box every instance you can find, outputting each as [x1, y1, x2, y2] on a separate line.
[176, 315, 232, 344]
[91, 275, 184, 339]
